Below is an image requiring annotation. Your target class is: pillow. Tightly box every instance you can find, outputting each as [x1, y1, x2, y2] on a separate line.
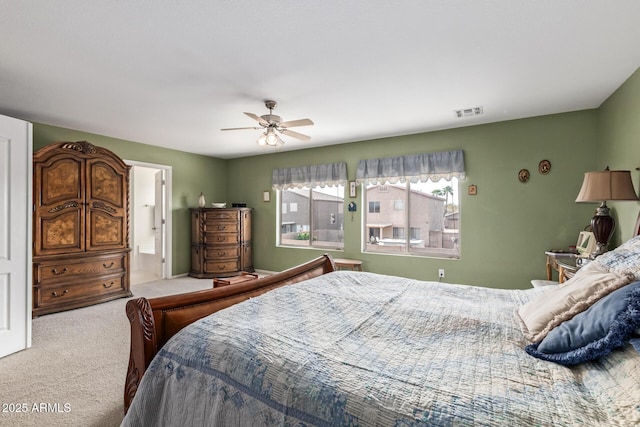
[525, 282, 640, 365]
[516, 262, 634, 343]
[592, 234, 640, 280]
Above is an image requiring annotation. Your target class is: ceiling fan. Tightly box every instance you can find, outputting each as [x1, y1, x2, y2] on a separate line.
[221, 100, 314, 146]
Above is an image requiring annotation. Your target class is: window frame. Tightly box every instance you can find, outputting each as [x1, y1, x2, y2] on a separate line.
[277, 185, 345, 251]
[362, 178, 460, 259]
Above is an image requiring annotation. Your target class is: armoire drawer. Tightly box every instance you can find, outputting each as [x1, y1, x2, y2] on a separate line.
[35, 274, 126, 308]
[34, 254, 126, 284]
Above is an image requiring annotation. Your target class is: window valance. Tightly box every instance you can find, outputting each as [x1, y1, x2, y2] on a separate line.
[355, 150, 465, 184]
[272, 162, 347, 190]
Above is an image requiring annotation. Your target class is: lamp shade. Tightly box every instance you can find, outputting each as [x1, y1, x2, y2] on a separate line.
[575, 170, 638, 202]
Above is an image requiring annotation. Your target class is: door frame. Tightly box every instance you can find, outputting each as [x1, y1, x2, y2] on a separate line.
[125, 160, 173, 280]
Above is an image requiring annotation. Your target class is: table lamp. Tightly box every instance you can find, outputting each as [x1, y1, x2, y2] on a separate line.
[575, 168, 638, 257]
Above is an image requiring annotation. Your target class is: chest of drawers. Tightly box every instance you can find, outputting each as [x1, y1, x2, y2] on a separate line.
[189, 208, 252, 278]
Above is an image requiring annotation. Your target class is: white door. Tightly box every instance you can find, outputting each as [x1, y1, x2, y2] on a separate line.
[153, 170, 165, 279]
[0, 114, 32, 359]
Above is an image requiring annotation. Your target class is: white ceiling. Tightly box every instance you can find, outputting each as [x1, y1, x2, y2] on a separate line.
[2, 1, 640, 159]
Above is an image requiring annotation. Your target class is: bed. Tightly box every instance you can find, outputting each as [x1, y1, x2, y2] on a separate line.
[122, 248, 640, 426]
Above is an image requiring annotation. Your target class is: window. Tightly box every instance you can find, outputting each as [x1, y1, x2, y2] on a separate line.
[278, 185, 345, 249]
[273, 162, 348, 250]
[393, 227, 405, 239]
[356, 150, 464, 259]
[363, 178, 460, 258]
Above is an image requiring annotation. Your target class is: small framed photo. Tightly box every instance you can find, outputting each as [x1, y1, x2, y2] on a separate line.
[468, 184, 477, 195]
[349, 181, 357, 198]
[263, 191, 270, 202]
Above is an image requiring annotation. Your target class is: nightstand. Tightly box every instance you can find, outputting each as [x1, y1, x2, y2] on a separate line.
[556, 258, 580, 283]
[545, 251, 576, 282]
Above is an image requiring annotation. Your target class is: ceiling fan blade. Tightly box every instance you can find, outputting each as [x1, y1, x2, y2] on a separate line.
[220, 126, 262, 131]
[280, 128, 311, 142]
[244, 112, 269, 126]
[279, 118, 314, 128]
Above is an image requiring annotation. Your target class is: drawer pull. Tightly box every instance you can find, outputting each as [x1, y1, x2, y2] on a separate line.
[103, 282, 114, 289]
[52, 268, 68, 275]
[52, 289, 69, 297]
[217, 226, 226, 230]
[103, 262, 114, 269]
[217, 237, 225, 242]
[217, 264, 225, 269]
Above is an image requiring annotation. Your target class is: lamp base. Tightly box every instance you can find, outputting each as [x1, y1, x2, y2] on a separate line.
[590, 202, 614, 257]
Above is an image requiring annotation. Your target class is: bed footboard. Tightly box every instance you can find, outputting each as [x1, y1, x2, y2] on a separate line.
[124, 254, 336, 413]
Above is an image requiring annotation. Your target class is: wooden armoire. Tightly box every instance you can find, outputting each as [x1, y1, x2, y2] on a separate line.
[32, 141, 132, 316]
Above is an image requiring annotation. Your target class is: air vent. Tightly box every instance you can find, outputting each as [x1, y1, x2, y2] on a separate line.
[454, 106, 483, 118]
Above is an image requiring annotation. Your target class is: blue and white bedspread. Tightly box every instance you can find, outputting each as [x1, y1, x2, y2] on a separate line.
[122, 271, 640, 426]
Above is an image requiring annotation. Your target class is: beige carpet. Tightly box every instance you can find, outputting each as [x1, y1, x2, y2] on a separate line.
[0, 276, 214, 427]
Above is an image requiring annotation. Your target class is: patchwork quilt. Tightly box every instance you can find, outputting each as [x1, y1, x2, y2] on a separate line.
[122, 271, 640, 426]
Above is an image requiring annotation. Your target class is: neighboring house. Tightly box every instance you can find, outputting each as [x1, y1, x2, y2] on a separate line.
[281, 188, 344, 245]
[365, 184, 457, 249]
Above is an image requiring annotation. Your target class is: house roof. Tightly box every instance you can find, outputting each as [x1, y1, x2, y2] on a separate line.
[1, 1, 639, 159]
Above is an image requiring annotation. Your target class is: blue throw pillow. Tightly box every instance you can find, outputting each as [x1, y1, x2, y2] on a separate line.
[525, 281, 640, 365]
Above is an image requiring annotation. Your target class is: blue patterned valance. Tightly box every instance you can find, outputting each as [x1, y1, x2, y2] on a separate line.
[272, 162, 347, 190]
[356, 150, 465, 184]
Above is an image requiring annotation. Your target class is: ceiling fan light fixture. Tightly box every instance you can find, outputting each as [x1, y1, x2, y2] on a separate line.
[257, 128, 284, 147]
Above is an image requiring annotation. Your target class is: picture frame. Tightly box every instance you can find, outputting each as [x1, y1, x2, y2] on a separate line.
[349, 181, 357, 198]
[576, 231, 596, 257]
[263, 191, 270, 202]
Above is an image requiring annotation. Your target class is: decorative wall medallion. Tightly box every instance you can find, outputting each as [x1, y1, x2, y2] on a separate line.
[518, 169, 530, 183]
[538, 159, 551, 175]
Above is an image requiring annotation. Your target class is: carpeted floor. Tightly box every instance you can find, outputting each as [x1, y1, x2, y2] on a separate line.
[0, 276, 215, 427]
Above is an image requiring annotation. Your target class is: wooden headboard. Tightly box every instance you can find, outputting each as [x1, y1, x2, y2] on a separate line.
[124, 254, 336, 413]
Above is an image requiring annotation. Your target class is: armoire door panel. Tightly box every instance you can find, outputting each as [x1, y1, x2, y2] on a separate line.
[87, 211, 125, 250]
[87, 159, 125, 208]
[38, 157, 84, 206]
[36, 209, 84, 255]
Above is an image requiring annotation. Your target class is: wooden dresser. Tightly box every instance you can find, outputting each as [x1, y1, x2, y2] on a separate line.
[32, 141, 132, 316]
[189, 208, 253, 278]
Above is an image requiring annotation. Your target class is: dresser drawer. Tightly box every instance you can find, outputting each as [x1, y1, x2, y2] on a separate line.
[35, 274, 126, 308]
[202, 210, 239, 222]
[204, 259, 240, 274]
[203, 246, 240, 259]
[203, 233, 240, 245]
[34, 254, 126, 284]
[203, 221, 238, 233]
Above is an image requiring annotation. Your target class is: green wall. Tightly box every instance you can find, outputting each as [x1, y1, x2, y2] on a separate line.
[597, 67, 640, 244]
[30, 66, 640, 288]
[228, 111, 598, 289]
[33, 123, 226, 276]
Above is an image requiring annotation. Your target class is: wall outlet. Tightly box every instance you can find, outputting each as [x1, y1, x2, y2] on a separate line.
[438, 269, 445, 278]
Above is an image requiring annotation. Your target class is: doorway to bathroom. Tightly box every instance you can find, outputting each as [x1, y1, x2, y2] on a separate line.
[126, 161, 172, 285]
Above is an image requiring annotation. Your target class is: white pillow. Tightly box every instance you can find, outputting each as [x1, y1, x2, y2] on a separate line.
[516, 262, 634, 343]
